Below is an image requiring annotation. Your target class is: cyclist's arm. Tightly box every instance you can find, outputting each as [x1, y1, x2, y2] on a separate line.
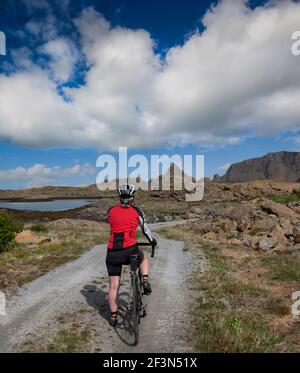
[134, 206, 155, 243]
[139, 215, 154, 243]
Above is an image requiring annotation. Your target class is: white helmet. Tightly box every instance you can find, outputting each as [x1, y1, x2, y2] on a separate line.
[117, 184, 136, 199]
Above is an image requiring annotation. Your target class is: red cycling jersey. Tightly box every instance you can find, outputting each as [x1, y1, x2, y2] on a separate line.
[107, 204, 153, 250]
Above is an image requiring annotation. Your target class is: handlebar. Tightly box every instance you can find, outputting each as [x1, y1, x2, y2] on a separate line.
[136, 242, 156, 258]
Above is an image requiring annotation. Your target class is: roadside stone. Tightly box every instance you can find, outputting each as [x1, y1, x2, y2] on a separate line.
[202, 231, 217, 241]
[293, 225, 300, 243]
[21, 265, 39, 273]
[279, 218, 294, 237]
[251, 216, 277, 232]
[201, 223, 216, 234]
[229, 238, 242, 246]
[220, 218, 237, 232]
[35, 236, 51, 244]
[269, 226, 288, 250]
[183, 212, 199, 219]
[260, 199, 297, 219]
[241, 234, 252, 247]
[259, 238, 277, 251]
[236, 218, 251, 232]
[229, 203, 255, 222]
[15, 230, 36, 244]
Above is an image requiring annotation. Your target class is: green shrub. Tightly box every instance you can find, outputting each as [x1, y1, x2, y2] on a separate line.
[0, 212, 23, 253]
[270, 189, 300, 204]
[30, 223, 48, 233]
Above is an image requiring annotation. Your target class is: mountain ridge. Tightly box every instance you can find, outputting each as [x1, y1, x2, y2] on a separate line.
[214, 151, 300, 183]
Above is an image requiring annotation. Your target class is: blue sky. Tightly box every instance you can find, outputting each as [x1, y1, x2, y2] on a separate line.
[0, 0, 300, 189]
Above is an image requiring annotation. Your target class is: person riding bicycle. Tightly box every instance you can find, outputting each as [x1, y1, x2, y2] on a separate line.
[106, 184, 157, 327]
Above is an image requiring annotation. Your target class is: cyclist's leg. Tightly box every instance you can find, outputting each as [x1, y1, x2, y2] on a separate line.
[106, 251, 122, 317]
[108, 275, 120, 313]
[138, 249, 152, 295]
[139, 254, 149, 277]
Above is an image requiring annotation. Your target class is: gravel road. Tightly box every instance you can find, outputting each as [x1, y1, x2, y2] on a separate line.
[0, 222, 203, 353]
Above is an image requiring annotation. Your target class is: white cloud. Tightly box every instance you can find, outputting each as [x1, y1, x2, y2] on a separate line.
[1, 0, 300, 150]
[293, 137, 300, 145]
[218, 162, 231, 173]
[0, 163, 95, 185]
[39, 38, 80, 82]
[25, 17, 58, 41]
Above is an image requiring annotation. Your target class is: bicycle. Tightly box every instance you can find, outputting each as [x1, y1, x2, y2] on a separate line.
[128, 242, 156, 346]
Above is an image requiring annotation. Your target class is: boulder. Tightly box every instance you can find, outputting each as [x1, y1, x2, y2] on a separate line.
[183, 212, 199, 220]
[293, 225, 300, 243]
[220, 218, 237, 232]
[269, 225, 288, 248]
[15, 230, 51, 245]
[236, 218, 251, 232]
[260, 199, 297, 219]
[229, 203, 255, 222]
[258, 238, 277, 250]
[241, 233, 261, 249]
[241, 234, 252, 247]
[229, 238, 242, 246]
[202, 232, 217, 241]
[251, 216, 277, 232]
[293, 244, 300, 251]
[15, 230, 36, 244]
[35, 236, 51, 244]
[20, 264, 38, 273]
[279, 218, 293, 237]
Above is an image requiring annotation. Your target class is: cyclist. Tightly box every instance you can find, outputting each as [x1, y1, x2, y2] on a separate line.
[106, 184, 157, 327]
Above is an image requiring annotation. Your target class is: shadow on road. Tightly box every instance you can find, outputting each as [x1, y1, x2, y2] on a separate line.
[80, 284, 136, 346]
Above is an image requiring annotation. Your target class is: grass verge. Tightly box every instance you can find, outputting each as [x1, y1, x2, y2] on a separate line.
[20, 308, 102, 353]
[260, 253, 300, 281]
[0, 219, 109, 290]
[193, 244, 281, 352]
[157, 224, 297, 352]
[270, 190, 300, 204]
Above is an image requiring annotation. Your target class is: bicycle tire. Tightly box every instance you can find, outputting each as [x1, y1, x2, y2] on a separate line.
[132, 275, 139, 345]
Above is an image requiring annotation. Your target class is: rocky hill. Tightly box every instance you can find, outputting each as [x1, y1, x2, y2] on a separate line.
[214, 151, 300, 183]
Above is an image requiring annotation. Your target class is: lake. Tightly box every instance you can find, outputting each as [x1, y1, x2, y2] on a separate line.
[0, 199, 98, 212]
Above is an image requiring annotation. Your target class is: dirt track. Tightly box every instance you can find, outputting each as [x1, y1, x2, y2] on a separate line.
[0, 222, 204, 353]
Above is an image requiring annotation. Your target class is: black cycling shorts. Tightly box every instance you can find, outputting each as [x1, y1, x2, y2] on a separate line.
[106, 245, 144, 277]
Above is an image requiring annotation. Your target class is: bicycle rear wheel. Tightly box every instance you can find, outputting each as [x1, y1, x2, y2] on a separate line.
[131, 276, 140, 345]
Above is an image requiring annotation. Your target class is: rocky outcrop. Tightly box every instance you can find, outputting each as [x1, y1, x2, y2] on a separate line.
[15, 230, 51, 244]
[214, 151, 300, 183]
[260, 199, 297, 219]
[196, 197, 300, 252]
